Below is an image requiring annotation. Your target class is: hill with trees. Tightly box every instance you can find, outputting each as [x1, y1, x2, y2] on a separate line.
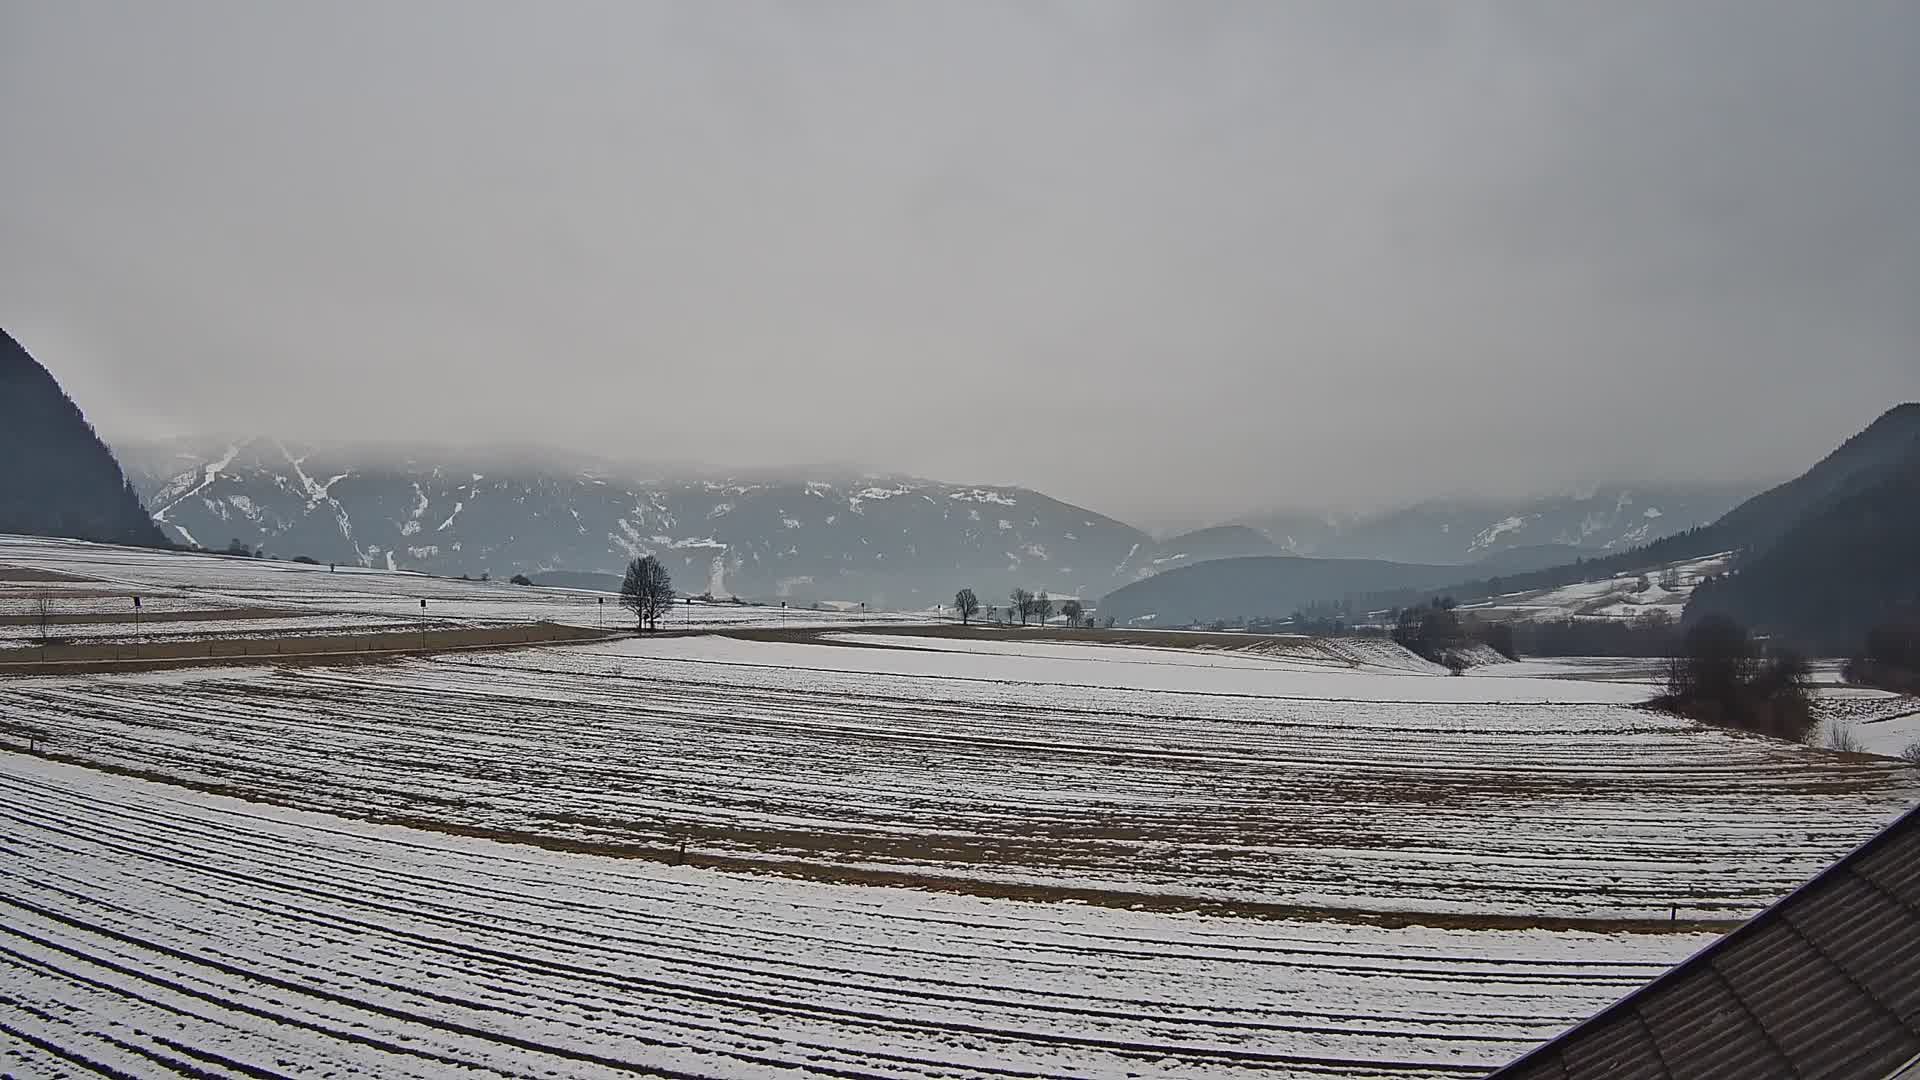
[0, 329, 167, 548]
[1686, 456, 1920, 652]
[1096, 555, 1468, 627]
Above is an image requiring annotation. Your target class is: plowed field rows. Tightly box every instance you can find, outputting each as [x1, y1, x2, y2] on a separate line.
[0, 755, 1712, 1079]
[8, 634, 1914, 921]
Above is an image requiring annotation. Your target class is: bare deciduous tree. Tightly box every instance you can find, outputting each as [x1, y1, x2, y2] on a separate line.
[1061, 599, 1084, 626]
[620, 555, 674, 632]
[954, 588, 980, 625]
[1009, 588, 1034, 626]
[1033, 591, 1054, 625]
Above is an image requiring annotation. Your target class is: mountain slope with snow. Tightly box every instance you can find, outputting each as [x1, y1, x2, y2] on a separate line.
[1236, 485, 1752, 566]
[120, 438, 1155, 607]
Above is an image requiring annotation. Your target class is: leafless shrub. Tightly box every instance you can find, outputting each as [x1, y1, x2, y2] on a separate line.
[1824, 722, 1863, 754]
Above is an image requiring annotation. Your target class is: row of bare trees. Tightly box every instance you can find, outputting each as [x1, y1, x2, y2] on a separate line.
[952, 587, 1085, 626]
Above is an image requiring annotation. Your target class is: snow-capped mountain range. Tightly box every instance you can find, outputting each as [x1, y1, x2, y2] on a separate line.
[118, 438, 1153, 608]
[117, 437, 1754, 607]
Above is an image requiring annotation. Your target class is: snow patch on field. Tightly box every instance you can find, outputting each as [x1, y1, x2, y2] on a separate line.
[1463, 552, 1735, 622]
[628, 633, 1656, 705]
[1812, 696, 1920, 759]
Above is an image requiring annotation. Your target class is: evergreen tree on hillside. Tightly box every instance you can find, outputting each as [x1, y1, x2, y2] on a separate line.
[0, 329, 168, 547]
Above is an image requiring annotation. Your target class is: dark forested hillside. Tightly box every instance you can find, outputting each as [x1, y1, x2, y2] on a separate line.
[1685, 460, 1920, 652]
[1706, 402, 1920, 553]
[0, 330, 167, 547]
[1097, 555, 1467, 626]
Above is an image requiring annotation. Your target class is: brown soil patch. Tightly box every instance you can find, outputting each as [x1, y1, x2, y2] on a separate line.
[0, 567, 95, 583]
[726, 623, 1327, 653]
[0, 607, 294, 627]
[0, 622, 615, 674]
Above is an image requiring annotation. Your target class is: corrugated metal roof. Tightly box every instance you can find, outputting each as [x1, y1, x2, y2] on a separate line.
[1490, 802, 1920, 1080]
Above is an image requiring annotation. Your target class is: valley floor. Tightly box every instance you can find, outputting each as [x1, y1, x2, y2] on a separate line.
[2, 535, 1918, 1077]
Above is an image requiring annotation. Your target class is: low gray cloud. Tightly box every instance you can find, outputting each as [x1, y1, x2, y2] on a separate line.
[4, 1, 1915, 528]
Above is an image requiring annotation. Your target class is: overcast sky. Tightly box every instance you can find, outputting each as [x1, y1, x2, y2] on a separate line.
[4, 2, 1916, 528]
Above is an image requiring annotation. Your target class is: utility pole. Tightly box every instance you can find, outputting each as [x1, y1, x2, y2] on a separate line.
[419, 598, 428, 652]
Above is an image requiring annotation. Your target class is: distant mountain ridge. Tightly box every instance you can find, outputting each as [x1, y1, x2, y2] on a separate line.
[119, 437, 1156, 607]
[0, 329, 166, 548]
[1234, 485, 1751, 565]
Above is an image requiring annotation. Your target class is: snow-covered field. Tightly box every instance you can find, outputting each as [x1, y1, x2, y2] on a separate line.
[1815, 694, 1920, 759]
[1494, 657, 1920, 759]
[1460, 552, 1735, 622]
[7, 632, 1914, 924]
[0, 754, 1716, 1079]
[0, 535, 935, 633]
